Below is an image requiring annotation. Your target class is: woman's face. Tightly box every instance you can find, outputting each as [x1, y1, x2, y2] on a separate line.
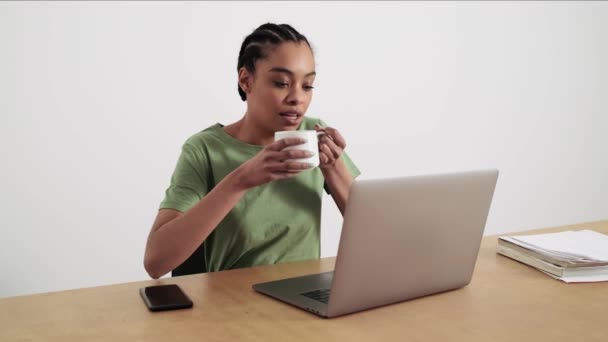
[240, 42, 316, 133]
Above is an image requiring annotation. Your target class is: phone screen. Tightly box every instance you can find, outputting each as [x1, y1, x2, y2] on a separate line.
[140, 284, 193, 311]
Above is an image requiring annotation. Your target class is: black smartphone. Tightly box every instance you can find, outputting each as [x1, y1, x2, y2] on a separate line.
[139, 284, 193, 312]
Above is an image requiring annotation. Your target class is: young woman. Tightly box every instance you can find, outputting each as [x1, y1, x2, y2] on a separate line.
[144, 23, 360, 279]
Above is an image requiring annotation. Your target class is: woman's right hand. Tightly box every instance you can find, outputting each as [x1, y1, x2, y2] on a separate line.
[231, 137, 313, 190]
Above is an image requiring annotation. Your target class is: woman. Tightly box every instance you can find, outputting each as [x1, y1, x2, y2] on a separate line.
[144, 23, 360, 279]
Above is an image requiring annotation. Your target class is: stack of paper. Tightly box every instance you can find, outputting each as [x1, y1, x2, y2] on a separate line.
[497, 230, 608, 283]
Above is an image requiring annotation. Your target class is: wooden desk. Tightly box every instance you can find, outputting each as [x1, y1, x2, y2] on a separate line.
[1, 221, 607, 341]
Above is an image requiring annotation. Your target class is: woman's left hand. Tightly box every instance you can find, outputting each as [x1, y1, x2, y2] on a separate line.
[315, 124, 347, 169]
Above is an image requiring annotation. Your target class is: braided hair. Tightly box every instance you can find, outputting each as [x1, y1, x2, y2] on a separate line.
[237, 23, 312, 101]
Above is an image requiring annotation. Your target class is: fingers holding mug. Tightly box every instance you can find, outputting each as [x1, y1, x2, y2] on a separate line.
[321, 143, 336, 163]
[319, 134, 342, 160]
[314, 124, 346, 149]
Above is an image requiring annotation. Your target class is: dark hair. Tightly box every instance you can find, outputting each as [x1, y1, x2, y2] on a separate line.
[237, 23, 312, 101]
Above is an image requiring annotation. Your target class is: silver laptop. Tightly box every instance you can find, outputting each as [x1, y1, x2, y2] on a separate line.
[253, 169, 499, 318]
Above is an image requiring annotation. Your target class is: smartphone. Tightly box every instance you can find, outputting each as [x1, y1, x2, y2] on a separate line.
[139, 284, 193, 311]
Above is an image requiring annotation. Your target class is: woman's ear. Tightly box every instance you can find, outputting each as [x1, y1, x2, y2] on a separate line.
[238, 67, 253, 94]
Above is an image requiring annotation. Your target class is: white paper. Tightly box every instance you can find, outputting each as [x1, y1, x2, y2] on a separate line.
[541, 270, 608, 283]
[503, 230, 608, 262]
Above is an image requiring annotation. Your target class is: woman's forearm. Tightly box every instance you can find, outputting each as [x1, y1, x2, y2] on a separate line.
[321, 158, 353, 216]
[144, 171, 247, 278]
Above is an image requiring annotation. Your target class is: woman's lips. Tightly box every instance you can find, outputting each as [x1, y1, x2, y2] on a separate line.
[279, 112, 302, 125]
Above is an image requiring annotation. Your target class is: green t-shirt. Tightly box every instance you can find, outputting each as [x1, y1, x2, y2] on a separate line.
[160, 117, 360, 272]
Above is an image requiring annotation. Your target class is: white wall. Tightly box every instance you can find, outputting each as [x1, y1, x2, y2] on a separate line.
[1, 1, 606, 298]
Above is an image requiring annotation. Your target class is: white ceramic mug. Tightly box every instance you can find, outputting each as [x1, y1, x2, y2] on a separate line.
[274, 130, 323, 168]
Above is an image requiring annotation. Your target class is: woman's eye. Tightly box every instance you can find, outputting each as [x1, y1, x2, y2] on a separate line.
[274, 81, 289, 88]
[304, 85, 315, 91]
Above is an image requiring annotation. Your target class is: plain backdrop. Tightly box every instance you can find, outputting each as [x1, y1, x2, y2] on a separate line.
[1, 1, 607, 297]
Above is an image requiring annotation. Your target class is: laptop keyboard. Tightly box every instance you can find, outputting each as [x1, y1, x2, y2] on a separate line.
[301, 289, 331, 304]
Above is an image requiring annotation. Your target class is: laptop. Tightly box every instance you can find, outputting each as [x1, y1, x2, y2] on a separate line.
[253, 169, 499, 318]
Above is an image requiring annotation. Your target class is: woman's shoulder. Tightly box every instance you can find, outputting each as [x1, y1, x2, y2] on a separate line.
[174, 124, 226, 161]
[182, 123, 223, 146]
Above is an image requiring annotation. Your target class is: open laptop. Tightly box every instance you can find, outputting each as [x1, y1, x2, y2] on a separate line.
[253, 169, 499, 318]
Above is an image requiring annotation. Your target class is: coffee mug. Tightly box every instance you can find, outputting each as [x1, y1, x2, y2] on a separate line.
[274, 130, 323, 168]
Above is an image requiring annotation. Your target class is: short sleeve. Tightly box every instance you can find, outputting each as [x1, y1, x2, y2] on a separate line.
[159, 141, 209, 213]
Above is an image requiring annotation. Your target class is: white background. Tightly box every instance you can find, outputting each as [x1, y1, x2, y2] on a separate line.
[1, 1, 606, 297]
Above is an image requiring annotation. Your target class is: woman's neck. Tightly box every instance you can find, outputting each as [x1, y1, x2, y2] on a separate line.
[223, 114, 274, 146]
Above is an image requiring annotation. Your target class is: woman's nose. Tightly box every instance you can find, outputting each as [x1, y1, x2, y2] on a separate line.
[285, 87, 305, 105]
